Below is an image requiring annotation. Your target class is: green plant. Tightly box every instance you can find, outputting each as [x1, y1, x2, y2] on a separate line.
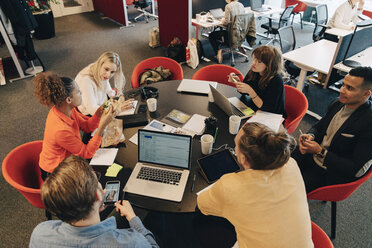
[26, 0, 59, 13]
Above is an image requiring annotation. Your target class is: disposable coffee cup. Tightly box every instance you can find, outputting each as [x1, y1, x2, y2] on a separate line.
[229, 115, 241, 135]
[201, 134, 213, 155]
[196, 14, 201, 22]
[208, 90, 214, 102]
[147, 98, 157, 112]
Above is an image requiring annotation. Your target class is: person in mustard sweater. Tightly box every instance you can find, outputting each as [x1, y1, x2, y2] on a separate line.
[196, 122, 313, 248]
[34, 72, 116, 178]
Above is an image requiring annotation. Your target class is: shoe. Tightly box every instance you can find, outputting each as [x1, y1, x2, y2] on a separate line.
[216, 49, 223, 64]
[238, 47, 246, 55]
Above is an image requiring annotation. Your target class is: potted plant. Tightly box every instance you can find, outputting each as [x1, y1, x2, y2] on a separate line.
[26, 0, 59, 39]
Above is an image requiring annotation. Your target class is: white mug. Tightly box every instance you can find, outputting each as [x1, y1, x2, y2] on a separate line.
[201, 134, 214, 155]
[229, 115, 241, 135]
[146, 98, 157, 112]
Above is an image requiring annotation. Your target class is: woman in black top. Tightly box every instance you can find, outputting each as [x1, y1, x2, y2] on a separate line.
[229, 45, 286, 118]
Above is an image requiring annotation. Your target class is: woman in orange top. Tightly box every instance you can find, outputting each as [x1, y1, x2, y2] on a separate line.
[34, 72, 116, 177]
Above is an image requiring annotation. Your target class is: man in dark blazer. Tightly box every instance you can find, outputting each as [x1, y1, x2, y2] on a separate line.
[292, 66, 372, 193]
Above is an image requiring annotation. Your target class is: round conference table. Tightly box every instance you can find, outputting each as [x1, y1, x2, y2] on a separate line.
[97, 80, 242, 213]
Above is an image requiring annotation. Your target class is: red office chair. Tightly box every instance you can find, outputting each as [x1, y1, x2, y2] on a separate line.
[192, 65, 244, 88]
[307, 167, 372, 239]
[362, 10, 372, 18]
[2, 140, 51, 220]
[286, 0, 307, 29]
[131, 57, 183, 89]
[283, 85, 308, 134]
[311, 222, 334, 248]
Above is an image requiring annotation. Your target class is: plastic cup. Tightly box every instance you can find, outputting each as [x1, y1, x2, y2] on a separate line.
[146, 98, 157, 112]
[201, 134, 213, 155]
[229, 115, 241, 135]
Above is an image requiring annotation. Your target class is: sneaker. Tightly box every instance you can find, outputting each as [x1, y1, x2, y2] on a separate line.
[217, 49, 223, 64]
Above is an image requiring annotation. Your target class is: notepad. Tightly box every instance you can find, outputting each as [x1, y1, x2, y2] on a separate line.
[177, 79, 218, 95]
[105, 163, 123, 177]
[182, 114, 207, 135]
[89, 148, 118, 166]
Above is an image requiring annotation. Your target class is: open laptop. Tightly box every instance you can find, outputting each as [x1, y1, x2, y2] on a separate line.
[209, 8, 225, 20]
[209, 85, 252, 120]
[250, 0, 270, 12]
[124, 129, 192, 202]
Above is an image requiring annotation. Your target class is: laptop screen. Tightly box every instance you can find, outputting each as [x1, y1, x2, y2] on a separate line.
[138, 129, 192, 169]
[250, 0, 262, 10]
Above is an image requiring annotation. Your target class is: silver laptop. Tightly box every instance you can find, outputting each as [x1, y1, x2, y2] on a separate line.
[209, 8, 224, 19]
[124, 129, 192, 202]
[177, 79, 218, 95]
[250, 0, 269, 12]
[209, 85, 252, 120]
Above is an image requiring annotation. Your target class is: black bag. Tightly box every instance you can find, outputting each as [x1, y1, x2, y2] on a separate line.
[166, 37, 186, 62]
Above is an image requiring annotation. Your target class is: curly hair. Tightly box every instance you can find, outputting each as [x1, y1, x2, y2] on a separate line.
[238, 123, 296, 170]
[41, 155, 99, 224]
[34, 72, 74, 107]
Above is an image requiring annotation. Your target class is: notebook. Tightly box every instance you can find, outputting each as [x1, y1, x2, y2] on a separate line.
[177, 79, 218, 95]
[209, 85, 253, 120]
[124, 129, 192, 202]
[209, 8, 225, 20]
[250, 0, 270, 12]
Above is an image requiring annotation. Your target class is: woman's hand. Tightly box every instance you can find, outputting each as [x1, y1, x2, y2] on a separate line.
[227, 73, 241, 84]
[235, 81, 255, 96]
[96, 105, 116, 137]
[120, 99, 135, 112]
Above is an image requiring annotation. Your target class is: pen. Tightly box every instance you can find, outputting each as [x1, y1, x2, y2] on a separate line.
[213, 127, 219, 143]
[191, 174, 196, 192]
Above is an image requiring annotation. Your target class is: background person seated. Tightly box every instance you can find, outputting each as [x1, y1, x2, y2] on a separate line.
[196, 122, 313, 248]
[292, 66, 372, 193]
[29, 155, 159, 248]
[328, 0, 364, 31]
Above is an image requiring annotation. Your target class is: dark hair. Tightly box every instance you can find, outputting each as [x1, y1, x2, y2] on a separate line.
[34, 72, 74, 107]
[238, 123, 296, 170]
[247, 45, 284, 90]
[349, 66, 372, 90]
[41, 155, 99, 224]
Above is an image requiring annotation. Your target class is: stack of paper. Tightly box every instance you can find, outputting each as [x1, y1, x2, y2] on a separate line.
[246, 110, 284, 132]
[89, 148, 118, 166]
[129, 120, 176, 145]
[182, 114, 207, 135]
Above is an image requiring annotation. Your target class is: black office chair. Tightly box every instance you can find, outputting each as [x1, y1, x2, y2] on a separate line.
[313, 4, 328, 42]
[278, 25, 309, 89]
[133, 0, 157, 23]
[259, 5, 296, 45]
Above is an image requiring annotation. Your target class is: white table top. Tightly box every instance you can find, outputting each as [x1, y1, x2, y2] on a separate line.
[283, 39, 338, 74]
[333, 46, 372, 72]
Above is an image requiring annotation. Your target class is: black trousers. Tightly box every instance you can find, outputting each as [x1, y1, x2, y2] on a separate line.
[208, 29, 228, 55]
[291, 147, 327, 193]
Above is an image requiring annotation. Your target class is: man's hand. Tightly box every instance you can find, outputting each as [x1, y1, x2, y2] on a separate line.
[299, 139, 322, 155]
[114, 200, 136, 221]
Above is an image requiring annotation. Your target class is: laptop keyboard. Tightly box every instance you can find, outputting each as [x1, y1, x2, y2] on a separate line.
[137, 166, 182, 185]
[231, 104, 245, 117]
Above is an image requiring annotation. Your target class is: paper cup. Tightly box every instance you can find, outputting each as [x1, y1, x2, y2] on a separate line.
[229, 115, 241, 135]
[196, 14, 201, 22]
[147, 98, 157, 112]
[201, 134, 214, 155]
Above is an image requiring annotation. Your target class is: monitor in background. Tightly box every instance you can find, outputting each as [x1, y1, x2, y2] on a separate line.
[192, 0, 250, 18]
[250, 0, 269, 12]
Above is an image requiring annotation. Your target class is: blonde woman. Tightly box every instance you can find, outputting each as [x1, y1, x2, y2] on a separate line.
[75, 51, 133, 116]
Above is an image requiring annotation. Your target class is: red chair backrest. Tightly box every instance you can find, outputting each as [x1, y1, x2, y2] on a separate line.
[307, 167, 372, 202]
[283, 85, 308, 134]
[362, 10, 372, 19]
[311, 222, 334, 248]
[192, 65, 244, 87]
[2, 141, 45, 209]
[285, 0, 307, 13]
[130, 57, 183, 89]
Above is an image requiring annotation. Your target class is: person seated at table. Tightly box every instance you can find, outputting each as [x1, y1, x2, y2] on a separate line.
[328, 0, 364, 31]
[229, 45, 286, 118]
[208, 0, 245, 63]
[196, 122, 313, 248]
[292, 66, 372, 193]
[29, 155, 159, 248]
[34, 72, 116, 177]
[75, 51, 133, 116]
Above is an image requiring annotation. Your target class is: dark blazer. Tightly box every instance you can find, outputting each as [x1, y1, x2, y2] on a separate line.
[309, 99, 372, 185]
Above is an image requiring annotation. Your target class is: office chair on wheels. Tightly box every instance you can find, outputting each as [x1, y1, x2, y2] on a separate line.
[259, 5, 295, 45]
[313, 4, 328, 42]
[285, 0, 307, 29]
[133, 0, 158, 23]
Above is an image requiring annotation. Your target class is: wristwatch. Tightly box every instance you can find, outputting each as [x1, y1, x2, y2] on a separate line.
[317, 148, 327, 158]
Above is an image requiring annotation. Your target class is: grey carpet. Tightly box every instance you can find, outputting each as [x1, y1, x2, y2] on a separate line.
[0, 11, 371, 248]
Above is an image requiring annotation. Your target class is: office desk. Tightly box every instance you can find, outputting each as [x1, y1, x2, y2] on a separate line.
[333, 46, 372, 73]
[100, 80, 240, 213]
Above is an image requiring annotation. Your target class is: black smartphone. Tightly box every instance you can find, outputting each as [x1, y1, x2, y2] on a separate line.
[104, 181, 120, 205]
[138, 104, 148, 113]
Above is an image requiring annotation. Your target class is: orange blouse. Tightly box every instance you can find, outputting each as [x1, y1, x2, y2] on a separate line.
[39, 106, 102, 172]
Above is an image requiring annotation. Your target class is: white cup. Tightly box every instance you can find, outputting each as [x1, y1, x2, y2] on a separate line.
[146, 98, 157, 112]
[196, 14, 201, 22]
[229, 115, 241, 135]
[208, 90, 214, 102]
[201, 134, 214, 155]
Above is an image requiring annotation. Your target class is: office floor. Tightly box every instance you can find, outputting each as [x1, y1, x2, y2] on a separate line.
[0, 10, 371, 248]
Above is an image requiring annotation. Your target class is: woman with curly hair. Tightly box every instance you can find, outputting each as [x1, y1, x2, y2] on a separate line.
[75, 51, 133, 116]
[229, 45, 286, 118]
[34, 72, 116, 177]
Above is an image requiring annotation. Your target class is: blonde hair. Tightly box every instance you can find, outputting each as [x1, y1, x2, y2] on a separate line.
[88, 51, 125, 95]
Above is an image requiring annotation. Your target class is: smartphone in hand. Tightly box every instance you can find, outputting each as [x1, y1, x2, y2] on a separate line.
[104, 181, 120, 205]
